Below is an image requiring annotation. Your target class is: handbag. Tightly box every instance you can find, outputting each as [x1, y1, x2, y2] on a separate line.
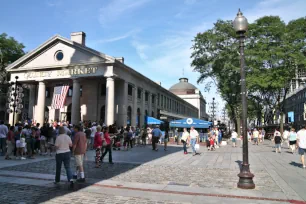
[195, 144, 200, 150]
[102, 140, 107, 147]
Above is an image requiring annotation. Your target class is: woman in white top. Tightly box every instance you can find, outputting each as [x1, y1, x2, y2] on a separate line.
[54, 126, 73, 186]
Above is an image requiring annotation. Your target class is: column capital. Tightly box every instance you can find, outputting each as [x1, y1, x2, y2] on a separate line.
[106, 77, 115, 81]
[73, 78, 80, 83]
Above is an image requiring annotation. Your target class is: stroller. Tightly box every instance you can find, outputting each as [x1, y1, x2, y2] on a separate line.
[112, 134, 122, 150]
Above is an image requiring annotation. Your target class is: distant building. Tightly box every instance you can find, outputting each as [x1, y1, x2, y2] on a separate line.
[169, 78, 209, 120]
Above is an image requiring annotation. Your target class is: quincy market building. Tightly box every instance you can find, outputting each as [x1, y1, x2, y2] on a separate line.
[6, 32, 207, 127]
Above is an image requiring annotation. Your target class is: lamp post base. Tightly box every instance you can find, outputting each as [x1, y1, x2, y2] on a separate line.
[237, 164, 255, 189]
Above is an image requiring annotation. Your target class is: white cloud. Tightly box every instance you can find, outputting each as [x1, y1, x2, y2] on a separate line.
[98, 29, 141, 43]
[99, 0, 150, 26]
[129, 0, 306, 112]
[245, 0, 306, 23]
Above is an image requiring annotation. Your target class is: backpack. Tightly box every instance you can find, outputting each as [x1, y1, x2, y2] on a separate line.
[85, 128, 91, 139]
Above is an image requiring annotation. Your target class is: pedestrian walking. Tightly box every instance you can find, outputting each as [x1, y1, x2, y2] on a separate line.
[181, 128, 189, 154]
[90, 123, 97, 150]
[54, 127, 73, 187]
[274, 131, 282, 153]
[253, 128, 259, 145]
[164, 129, 169, 151]
[141, 127, 147, 146]
[15, 126, 25, 159]
[84, 125, 92, 151]
[190, 126, 199, 156]
[94, 125, 103, 168]
[151, 125, 162, 151]
[231, 130, 238, 147]
[147, 126, 152, 145]
[297, 125, 306, 169]
[289, 128, 297, 154]
[282, 128, 290, 148]
[101, 127, 113, 164]
[0, 121, 8, 156]
[5, 126, 15, 160]
[72, 125, 87, 182]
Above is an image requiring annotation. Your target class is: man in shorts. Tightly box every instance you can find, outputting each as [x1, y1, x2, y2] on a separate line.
[297, 125, 306, 169]
[72, 125, 87, 182]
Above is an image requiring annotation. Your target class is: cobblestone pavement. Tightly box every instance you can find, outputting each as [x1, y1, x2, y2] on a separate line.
[0, 158, 280, 192]
[0, 182, 189, 204]
[0, 140, 306, 203]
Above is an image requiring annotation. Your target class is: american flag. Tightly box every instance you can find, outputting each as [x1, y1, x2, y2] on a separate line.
[51, 85, 69, 109]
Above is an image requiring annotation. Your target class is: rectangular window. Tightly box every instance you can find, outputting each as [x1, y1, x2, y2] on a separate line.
[128, 84, 133, 96]
[137, 89, 142, 99]
[157, 94, 160, 105]
[80, 86, 83, 97]
[46, 87, 50, 98]
[161, 95, 163, 107]
[152, 95, 155, 104]
[68, 86, 72, 97]
[145, 92, 149, 101]
[101, 83, 106, 96]
[164, 97, 166, 108]
[170, 99, 172, 110]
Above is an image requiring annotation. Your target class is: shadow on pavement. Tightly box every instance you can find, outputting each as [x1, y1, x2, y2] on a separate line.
[289, 161, 303, 168]
[0, 145, 183, 203]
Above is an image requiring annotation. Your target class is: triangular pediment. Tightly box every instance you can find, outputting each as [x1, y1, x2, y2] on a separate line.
[6, 35, 115, 71]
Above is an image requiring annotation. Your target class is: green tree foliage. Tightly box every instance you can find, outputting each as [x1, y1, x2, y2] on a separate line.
[191, 16, 306, 130]
[0, 33, 25, 84]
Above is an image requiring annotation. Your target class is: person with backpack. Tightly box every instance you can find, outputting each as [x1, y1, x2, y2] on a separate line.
[141, 127, 147, 146]
[274, 131, 282, 153]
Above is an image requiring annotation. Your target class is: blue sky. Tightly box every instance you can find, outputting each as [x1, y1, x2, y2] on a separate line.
[1, 0, 306, 117]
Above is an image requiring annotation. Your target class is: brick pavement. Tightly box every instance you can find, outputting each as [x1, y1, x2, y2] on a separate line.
[0, 140, 305, 203]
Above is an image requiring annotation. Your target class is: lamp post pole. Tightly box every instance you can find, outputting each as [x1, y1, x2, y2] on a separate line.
[233, 9, 255, 189]
[12, 76, 18, 126]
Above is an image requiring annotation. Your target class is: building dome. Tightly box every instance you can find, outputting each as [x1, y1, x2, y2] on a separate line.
[169, 78, 197, 95]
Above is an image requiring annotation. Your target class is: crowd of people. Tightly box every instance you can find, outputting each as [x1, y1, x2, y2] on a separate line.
[229, 126, 306, 169]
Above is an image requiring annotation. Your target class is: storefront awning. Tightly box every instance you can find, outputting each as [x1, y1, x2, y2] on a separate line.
[146, 116, 164, 125]
[170, 118, 211, 128]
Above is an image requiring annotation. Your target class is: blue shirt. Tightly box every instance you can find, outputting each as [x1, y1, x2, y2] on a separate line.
[152, 128, 162, 137]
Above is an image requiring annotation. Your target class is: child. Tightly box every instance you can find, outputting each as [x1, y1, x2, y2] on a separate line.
[274, 131, 282, 153]
[209, 136, 215, 151]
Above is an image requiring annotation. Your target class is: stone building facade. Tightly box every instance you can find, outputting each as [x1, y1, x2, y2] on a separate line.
[5, 32, 202, 127]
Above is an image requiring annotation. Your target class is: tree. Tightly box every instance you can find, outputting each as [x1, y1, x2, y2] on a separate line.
[0, 33, 25, 84]
[191, 16, 306, 133]
[246, 16, 306, 132]
[191, 20, 242, 131]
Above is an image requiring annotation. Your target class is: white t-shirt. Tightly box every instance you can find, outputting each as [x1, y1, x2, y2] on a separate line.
[283, 130, 289, 139]
[231, 131, 238, 139]
[190, 129, 199, 139]
[297, 129, 306, 149]
[91, 126, 97, 138]
[55, 134, 72, 154]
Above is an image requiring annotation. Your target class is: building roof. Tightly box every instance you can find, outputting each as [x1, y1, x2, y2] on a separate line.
[169, 78, 197, 94]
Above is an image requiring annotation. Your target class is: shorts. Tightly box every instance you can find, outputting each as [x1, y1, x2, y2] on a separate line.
[289, 140, 296, 145]
[275, 144, 281, 149]
[253, 138, 258, 142]
[75, 154, 84, 166]
[232, 138, 236, 143]
[299, 148, 306, 155]
[16, 140, 26, 148]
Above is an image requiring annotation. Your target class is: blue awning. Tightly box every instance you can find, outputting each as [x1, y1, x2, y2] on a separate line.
[170, 118, 211, 128]
[146, 116, 164, 125]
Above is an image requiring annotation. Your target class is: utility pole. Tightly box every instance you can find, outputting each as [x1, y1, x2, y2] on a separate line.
[209, 97, 217, 125]
[222, 108, 226, 123]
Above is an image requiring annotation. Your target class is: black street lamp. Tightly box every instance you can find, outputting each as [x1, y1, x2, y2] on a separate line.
[6, 76, 24, 126]
[233, 9, 255, 189]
